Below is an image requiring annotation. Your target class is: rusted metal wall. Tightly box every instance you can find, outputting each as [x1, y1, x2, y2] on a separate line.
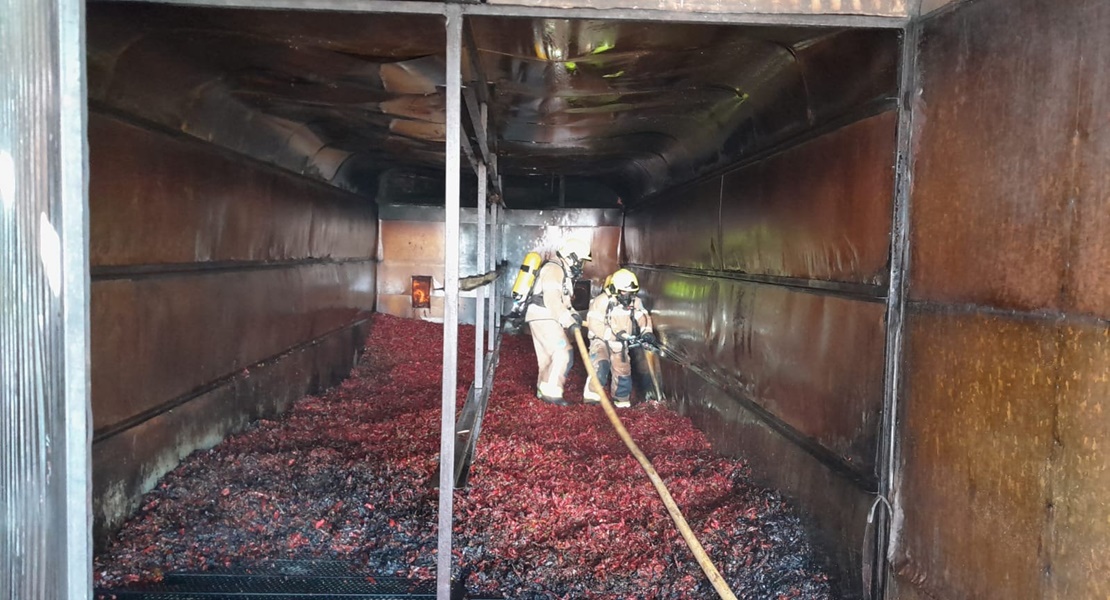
[891, 0, 1110, 598]
[640, 270, 887, 472]
[625, 110, 897, 289]
[664, 361, 876, 594]
[89, 112, 378, 540]
[376, 204, 621, 322]
[1, 0, 90, 595]
[625, 106, 899, 597]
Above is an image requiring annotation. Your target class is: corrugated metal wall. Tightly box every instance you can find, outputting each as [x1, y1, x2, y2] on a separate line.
[88, 112, 379, 542]
[890, 0, 1110, 598]
[1, 0, 91, 597]
[623, 78, 900, 600]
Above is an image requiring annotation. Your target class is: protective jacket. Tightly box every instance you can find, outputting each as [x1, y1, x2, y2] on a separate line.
[583, 293, 653, 405]
[585, 294, 653, 346]
[523, 259, 578, 328]
[523, 257, 578, 402]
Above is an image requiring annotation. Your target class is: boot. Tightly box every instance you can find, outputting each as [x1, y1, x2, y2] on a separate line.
[539, 394, 570, 407]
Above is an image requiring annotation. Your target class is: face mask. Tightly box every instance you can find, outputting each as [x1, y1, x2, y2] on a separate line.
[569, 261, 584, 279]
[617, 292, 634, 307]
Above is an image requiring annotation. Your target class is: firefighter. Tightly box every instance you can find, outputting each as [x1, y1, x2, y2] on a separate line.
[583, 269, 656, 408]
[523, 237, 592, 406]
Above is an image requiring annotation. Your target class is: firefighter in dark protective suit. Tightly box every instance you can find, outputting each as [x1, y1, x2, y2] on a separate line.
[583, 269, 656, 408]
[523, 238, 592, 406]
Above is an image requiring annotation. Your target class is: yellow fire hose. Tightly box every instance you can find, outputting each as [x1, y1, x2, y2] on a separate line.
[572, 328, 739, 600]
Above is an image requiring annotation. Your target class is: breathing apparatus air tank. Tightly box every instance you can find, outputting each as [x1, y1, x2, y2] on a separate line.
[508, 252, 544, 317]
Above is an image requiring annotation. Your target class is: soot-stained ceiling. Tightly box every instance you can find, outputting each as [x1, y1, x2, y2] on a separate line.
[87, 3, 898, 208]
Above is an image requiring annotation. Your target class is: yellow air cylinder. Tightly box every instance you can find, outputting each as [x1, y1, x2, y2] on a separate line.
[511, 252, 543, 301]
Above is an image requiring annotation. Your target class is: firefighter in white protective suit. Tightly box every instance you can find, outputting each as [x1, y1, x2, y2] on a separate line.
[523, 238, 592, 406]
[583, 269, 656, 408]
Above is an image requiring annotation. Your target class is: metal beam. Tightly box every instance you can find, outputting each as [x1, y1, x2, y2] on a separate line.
[94, 0, 908, 30]
[461, 86, 491, 165]
[468, 1, 907, 26]
[474, 161, 487, 391]
[436, 6, 461, 600]
[459, 123, 480, 175]
[459, 18, 501, 201]
[874, 19, 919, 600]
[487, 202, 499, 350]
[462, 20, 489, 106]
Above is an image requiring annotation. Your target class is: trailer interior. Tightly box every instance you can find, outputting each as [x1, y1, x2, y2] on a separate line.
[3, 0, 1110, 599]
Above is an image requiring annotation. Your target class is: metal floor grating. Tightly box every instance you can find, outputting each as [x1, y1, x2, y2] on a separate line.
[95, 560, 500, 600]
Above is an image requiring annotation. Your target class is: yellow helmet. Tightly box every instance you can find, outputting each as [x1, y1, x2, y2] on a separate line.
[557, 238, 593, 264]
[602, 274, 614, 295]
[610, 269, 639, 294]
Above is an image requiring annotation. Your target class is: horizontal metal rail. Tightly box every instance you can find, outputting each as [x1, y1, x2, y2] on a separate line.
[628, 263, 888, 301]
[90, 0, 908, 28]
[453, 329, 502, 488]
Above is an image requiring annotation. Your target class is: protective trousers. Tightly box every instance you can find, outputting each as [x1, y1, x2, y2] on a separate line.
[528, 319, 573, 400]
[584, 337, 633, 403]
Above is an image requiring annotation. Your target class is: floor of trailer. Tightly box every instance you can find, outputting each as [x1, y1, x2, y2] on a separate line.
[95, 314, 834, 600]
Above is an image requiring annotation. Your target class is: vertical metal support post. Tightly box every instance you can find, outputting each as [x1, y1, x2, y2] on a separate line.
[872, 21, 919, 600]
[61, 1, 92, 596]
[1, 0, 90, 596]
[437, 6, 462, 599]
[487, 201, 499, 350]
[474, 160, 487, 389]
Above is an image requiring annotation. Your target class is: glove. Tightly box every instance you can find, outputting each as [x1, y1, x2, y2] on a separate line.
[640, 332, 658, 348]
[565, 313, 583, 336]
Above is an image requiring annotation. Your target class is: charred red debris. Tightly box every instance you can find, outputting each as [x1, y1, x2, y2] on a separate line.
[95, 314, 833, 599]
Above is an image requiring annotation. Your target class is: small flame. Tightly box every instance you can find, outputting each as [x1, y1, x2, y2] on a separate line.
[411, 276, 432, 308]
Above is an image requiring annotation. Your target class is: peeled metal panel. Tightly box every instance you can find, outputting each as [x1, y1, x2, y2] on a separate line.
[893, 308, 1055, 600]
[641, 269, 884, 471]
[665, 363, 871, 600]
[1, 0, 90, 596]
[87, 5, 444, 196]
[623, 178, 722, 270]
[718, 111, 897, 285]
[909, 0, 1110, 317]
[90, 263, 375, 433]
[89, 113, 378, 267]
[1048, 321, 1110, 599]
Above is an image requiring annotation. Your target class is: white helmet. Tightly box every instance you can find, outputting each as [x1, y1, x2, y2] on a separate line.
[557, 238, 593, 264]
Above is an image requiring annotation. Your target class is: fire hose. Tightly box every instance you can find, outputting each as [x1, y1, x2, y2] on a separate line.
[571, 328, 739, 600]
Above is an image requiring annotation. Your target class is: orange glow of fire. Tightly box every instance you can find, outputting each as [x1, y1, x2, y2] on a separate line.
[412, 277, 432, 308]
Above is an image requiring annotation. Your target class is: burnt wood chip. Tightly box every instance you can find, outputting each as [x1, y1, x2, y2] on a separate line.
[96, 314, 832, 600]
